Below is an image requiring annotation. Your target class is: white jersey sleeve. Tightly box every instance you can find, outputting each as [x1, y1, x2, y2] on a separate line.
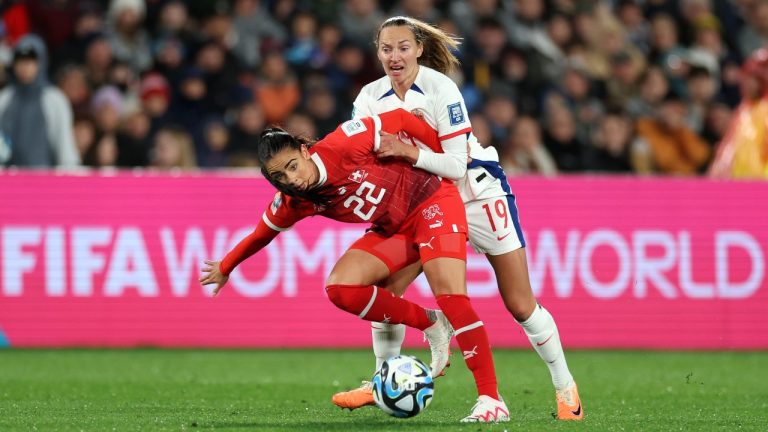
[412, 75, 470, 180]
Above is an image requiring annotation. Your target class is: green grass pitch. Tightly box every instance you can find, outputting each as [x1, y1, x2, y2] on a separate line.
[1, 349, 766, 431]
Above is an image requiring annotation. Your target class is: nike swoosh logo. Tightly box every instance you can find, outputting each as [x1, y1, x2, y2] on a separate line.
[571, 403, 581, 416]
[536, 335, 553, 347]
[496, 232, 511, 241]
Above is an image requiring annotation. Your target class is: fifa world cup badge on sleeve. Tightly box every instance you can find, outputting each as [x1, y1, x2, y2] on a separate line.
[342, 119, 367, 137]
[270, 192, 282, 215]
[448, 102, 465, 125]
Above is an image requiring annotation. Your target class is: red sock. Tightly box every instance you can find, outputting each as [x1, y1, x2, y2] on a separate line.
[326, 284, 433, 330]
[437, 294, 499, 399]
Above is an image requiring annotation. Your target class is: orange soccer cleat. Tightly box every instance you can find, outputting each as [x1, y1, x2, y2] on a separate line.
[331, 381, 375, 410]
[556, 382, 584, 420]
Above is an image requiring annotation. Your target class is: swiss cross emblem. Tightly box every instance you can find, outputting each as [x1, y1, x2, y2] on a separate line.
[348, 169, 367, 183]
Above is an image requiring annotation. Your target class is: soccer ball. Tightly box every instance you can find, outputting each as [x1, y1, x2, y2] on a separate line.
[371, 355, 434, 418]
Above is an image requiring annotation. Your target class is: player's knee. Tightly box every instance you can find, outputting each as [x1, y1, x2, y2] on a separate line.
[505, 299, 536, 321]
[325, 284, 346, 310]
[325, 284, 364, 314]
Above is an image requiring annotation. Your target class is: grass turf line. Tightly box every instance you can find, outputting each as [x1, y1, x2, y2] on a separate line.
[1, 349, 766, 431]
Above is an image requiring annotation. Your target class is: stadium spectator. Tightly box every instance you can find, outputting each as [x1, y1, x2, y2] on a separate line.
[684, 66, 719, 133]
[90, 85, 124, 134]
[390, 0, 442, 23]
[83, 132, 118, 168]
[82, 32, 113, 88]
[501, 116, 558, 175]
[0, 0, 758, 175]
[605, 49, 644, 107]
[116, 107, 151, 167]
[468, 112, 492, 150]
[56, 64, 92, 118]
[200, 116, 230, 168]
[231, 0, 287, 68]
[709, 46, 768, 178]
[736, 0, 768, 58]
[543, 106, 586, 172]
[228, 102, 265, 166]
[139, 72, 171, 137]
[283, 111, 318, 139]
[73, 115, 97, 162]
[544, 60, 605, 143]
[106, 0, 151, 72]
[482, 92, 517, 150]
[627, 66, 670, 119]
[585, 108, 637, 173]
[255, 51, 300, 125]
[150, 125, 196, 169]
[0, 34, 79, 168]
[285, 11, 319, 67]
[52, 7, 105, 75]
[304, 87, 345, 137]
[338, 0, 385, 42]
[701, 97, 733, 147]
[636, 91, 711, 174]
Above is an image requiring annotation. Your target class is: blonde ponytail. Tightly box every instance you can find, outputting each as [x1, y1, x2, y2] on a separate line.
[375, 16, 461, 75]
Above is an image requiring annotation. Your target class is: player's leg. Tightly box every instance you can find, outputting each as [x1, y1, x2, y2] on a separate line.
[487, 250, 581, 419]
[414, 188, 509, 423]
[371, 262, 421, 371]
[325, 247, 434, 331]
[327, 233, 452, 410]
[331, 261, 420, 410]
[420, 243, 509, 423]
[468, 194, 582, 420]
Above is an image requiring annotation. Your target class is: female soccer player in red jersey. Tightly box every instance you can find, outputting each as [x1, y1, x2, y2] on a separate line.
[331, 16, 583, 421]
[199, 108, 509, 423]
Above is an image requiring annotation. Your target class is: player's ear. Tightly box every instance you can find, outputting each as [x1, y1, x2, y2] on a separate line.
[300, 143, 311, 159]
[416, 43, 423, 59]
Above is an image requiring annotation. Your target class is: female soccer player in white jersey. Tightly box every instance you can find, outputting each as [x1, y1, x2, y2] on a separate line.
[201, 108, 510, 423]
[331, 16, 583, 421]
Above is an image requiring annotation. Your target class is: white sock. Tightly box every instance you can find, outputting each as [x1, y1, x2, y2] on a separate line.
[518, 304, 573, 390]
[372, 323, 406, 371]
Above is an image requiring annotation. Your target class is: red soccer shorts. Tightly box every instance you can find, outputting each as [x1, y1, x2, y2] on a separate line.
[349, 183, 468, 273]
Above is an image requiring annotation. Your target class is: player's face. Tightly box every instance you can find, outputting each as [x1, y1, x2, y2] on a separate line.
[264, 145, 318, 191]
[377, 26, 423, 86]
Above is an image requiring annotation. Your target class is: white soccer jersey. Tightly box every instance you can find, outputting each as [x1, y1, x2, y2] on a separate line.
[354, 66, 525, 254]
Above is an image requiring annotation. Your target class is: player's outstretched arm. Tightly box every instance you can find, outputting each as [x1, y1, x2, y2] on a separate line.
[200, 218, 281, 296]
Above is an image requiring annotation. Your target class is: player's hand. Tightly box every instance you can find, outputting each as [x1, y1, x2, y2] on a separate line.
[377, 131, 419, 163]
[199, 260, 229, 297]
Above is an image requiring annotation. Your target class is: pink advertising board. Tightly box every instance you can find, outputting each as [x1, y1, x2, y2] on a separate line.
[0, 171, 766, 349]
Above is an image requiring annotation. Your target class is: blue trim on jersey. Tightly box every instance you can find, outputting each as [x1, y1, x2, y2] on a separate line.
[506, 194, 526, 247]
[467, 159, 526, 247]
[378, 88, 396, 100]
[377, 83, 424, 100]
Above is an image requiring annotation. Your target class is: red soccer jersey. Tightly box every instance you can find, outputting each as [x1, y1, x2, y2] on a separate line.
[263, 109, 445, 236]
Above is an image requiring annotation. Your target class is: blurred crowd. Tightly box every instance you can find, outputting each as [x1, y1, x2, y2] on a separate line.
[0, 0, 766, 177]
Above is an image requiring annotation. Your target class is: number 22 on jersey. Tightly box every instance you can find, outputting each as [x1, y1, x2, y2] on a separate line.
[343, 180, 387, 221]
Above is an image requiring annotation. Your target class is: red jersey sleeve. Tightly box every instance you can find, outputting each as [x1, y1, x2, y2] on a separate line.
[219, 192, 314, 275]
[376, 108, 441, 151]
[219, 219, 279, 276]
